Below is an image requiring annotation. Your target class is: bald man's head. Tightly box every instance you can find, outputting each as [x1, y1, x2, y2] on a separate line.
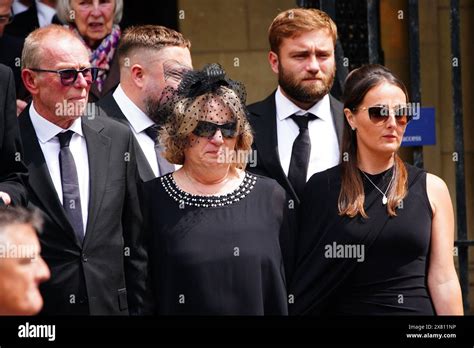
[22, 24, 87, 69]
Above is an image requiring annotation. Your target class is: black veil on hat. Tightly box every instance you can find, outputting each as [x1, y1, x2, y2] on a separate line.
[157, 63, 254, 168]
[157, 63, 248, 133]
[177, 63, 247, 102]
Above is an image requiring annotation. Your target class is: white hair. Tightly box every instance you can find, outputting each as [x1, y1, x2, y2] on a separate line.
[56, 0, 123, 25]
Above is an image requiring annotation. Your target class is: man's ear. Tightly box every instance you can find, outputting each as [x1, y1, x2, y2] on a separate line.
[344, 108, 357, 131]
[21, 69, 40, 95]
[130, 64, 145, 88]
[268, 51, 279, 74]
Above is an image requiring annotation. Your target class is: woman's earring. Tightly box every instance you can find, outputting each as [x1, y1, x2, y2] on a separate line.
[352, 127, 356, 131]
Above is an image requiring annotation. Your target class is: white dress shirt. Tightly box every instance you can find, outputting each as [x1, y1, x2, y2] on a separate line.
[275, 87, 340, 181]
[29, 103, 90, 235]
[35, 0, 56, 28]
[12, 0, 28, 15]
[113, 84, 176, 177]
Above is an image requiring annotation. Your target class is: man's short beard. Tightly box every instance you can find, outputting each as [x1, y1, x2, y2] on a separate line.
[278, 62, 335, 105]
[144, 96, 164, 126]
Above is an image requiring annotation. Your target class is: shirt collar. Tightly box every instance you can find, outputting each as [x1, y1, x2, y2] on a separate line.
[29, 102, 83, 144]
[35, 0, 56, 26]
[113, 84, 154, 133]
[275, 86, 332, 122]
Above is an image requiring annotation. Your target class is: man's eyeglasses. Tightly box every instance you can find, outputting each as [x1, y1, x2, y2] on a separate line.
[29, 67, 103, 86]
[354, 105, 413, 126]
[0, 14, 13, 25]
[163, 60, 192, 84]
[192, 121, 238, 139]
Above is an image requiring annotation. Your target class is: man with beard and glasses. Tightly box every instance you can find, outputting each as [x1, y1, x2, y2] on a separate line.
[97, 25, 192, 182]
[247, 8, 344, 205]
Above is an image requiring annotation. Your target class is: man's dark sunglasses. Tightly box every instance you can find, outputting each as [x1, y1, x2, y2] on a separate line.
[356, 105, 413, 126]
[192, 121, 238, 138]
[29, 67, 103, 86]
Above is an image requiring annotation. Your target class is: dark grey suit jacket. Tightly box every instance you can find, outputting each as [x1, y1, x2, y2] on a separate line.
[97, 92, 156, 182]
[247, 91, 344, 204]
[0, 64, 28, 205]
[18, 107, 149, 315]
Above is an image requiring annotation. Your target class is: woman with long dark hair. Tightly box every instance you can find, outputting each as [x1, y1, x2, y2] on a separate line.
[289, 64, 463, 315]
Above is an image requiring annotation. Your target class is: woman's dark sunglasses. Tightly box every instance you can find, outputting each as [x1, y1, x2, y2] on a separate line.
[192, 121, 238, 138]
[30, 67, 103, 86]
[356, 105, 413, 126]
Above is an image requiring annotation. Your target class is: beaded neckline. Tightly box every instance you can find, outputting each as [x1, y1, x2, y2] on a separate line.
[161, 172, 257, 208]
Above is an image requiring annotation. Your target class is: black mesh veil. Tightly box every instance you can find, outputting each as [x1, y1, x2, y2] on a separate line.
[158, 63, 249, 140]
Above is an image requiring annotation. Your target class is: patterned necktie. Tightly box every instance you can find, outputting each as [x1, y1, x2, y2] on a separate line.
[144, 125, 175, 176]
[57, 130, 84, 244]
[287, 113, 317, 199]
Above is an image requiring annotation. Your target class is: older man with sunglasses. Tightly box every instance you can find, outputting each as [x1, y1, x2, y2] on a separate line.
[18, 25, 150, 315]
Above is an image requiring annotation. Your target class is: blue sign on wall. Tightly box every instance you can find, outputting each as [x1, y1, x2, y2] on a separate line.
[401, 107, 436, 147]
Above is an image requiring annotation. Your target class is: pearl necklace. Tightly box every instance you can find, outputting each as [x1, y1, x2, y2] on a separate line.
[161, 172, 256, 208]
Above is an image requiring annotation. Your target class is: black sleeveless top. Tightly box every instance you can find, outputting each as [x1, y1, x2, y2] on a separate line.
[290, 163, 436, 315]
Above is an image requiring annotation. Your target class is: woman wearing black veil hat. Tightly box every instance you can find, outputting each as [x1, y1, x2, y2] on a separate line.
[140, 64, 291, 315]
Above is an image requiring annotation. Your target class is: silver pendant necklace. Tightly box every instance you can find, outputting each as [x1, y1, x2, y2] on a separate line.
[361, 170, 395, 205]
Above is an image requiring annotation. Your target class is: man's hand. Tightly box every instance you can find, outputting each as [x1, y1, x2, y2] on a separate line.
[0, 192, 12, 205]
[16, 99, 27, 117]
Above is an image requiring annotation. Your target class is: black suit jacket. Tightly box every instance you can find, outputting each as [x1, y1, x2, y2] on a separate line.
[5, 3, 39, 39]
[97, 92, 156, 182]
[5, 2, 61, 39]
[18, 107, 149, 315]
[0, 64, 28, 205]
[247, 91, 344, 204]
[0, 35, 27, 99]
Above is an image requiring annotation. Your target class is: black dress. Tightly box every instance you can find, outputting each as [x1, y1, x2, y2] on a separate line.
[141, 172, 289, 315]
[290, 163, 435, 315]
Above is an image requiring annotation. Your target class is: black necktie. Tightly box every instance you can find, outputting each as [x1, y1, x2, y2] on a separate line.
[288, 113, 317, 199]
[144, 125, 174, 176]
[57, 131, 84, 244]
